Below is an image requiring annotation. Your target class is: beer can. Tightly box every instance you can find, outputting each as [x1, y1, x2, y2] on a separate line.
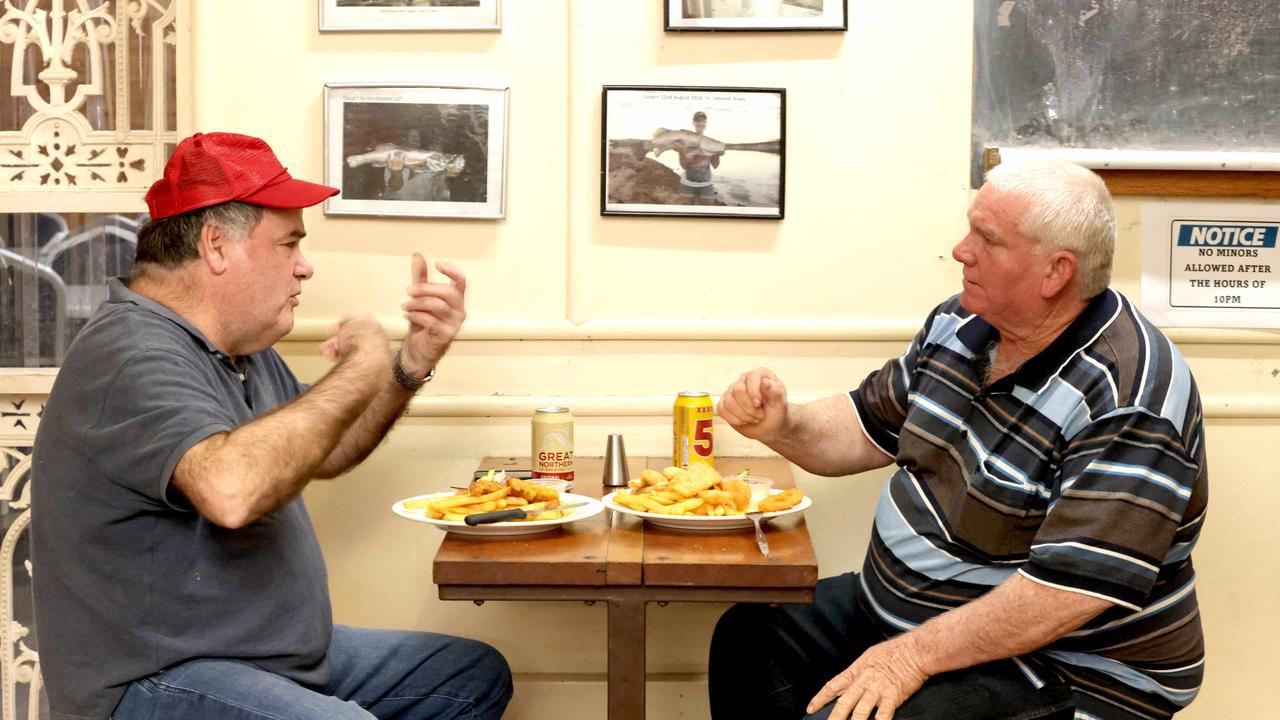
[673, 391, 714, 469]
[532, 406, 574, 481]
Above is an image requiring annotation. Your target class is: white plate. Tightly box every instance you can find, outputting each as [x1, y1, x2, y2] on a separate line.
[392, 492, 605, 536]
[601, 489, 812, 531]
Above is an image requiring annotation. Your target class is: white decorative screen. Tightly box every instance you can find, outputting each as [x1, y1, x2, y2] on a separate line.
[0, 0, 185, 211]
[0, 1, 188, 715]
[0, 405, 40, 720]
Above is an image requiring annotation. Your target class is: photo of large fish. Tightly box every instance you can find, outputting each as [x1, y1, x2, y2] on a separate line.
[345, 144, 466, 176]
[648, 128, 779, 157]
[649, 128, 726, 157]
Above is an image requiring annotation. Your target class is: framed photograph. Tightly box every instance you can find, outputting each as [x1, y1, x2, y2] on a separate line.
[324, 83, 508, 219]
[601, 85, 785, 219]
[319, 0, 500, 32]
[665, 0, 847, 31]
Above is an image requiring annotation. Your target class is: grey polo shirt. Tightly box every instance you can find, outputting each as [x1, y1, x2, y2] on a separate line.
[31, 279, 331, 720]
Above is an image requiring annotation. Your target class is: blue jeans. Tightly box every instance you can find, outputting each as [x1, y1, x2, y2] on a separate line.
[111, 625, 512, 719]
[709, 573, 1074, 720]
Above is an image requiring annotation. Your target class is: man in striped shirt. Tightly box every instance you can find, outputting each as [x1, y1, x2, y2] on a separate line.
[710, 159, 1206, 720]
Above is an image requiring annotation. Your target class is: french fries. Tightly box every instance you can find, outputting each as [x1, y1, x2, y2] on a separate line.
[657, 498, 703, 515]
[616, 464, 804, 516]
[613, 493, 671, 514]
[405, 470, 574, 522]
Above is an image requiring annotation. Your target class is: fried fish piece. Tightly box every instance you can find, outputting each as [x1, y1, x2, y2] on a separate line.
[469, 478, 505, 496]
[669, 464, 723, 498]
[721, 478, 752, 511]
[757, 488, 804, 513]
[629, 468, 669, 493]
[697, 489, 736, 508]
[507, 477, 561, 505]
[696, 488, 744, 516]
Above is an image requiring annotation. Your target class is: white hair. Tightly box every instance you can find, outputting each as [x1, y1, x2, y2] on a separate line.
[984, 158, 1116, 298]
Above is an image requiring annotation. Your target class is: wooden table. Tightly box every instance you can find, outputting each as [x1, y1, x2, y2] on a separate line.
[433, 456, 818, 720]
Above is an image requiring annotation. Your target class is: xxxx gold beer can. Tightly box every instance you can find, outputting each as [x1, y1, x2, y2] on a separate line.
[673, 391, 715, 469]
[532, 406, 574, 481]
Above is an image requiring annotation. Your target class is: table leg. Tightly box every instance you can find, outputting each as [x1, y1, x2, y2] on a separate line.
[607, 599, 646, 720]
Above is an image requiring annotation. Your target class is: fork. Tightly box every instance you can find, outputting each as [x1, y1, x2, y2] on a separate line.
[745, 510, 770, 557]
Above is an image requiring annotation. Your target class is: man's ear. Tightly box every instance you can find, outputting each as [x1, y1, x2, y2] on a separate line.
[1041, 250, 1078, 299]
[198, 222, 232, 275]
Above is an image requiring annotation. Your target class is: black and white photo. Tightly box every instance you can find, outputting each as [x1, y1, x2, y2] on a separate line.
[325, 83, 508, 218]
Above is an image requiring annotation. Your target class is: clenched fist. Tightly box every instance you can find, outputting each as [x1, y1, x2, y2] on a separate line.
[717, 367, 791, 444]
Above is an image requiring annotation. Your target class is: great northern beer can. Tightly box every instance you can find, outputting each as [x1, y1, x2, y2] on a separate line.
[673, 391, 714, 469]
[532, 406, 574, 481]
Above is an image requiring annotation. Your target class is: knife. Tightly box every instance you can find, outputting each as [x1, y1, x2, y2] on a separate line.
[464, 501, 591, 526]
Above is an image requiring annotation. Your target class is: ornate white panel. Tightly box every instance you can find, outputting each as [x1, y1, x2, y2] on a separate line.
[0, 395, 41, 719]
[0, 1, 191, 714]
[0, 396, 41, 444]
[0, 0, 189, 212]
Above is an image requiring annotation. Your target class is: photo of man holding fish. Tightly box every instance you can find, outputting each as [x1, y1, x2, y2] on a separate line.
[602, 86, 785, 219]
[658, 111, 725, 205]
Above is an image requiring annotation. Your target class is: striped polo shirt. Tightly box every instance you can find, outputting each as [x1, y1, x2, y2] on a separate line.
[850, 289, 1207, 720]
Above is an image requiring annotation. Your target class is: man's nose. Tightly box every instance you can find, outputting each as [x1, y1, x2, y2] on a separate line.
[297, 252, 314, 280]
[952, 236, 972, 264]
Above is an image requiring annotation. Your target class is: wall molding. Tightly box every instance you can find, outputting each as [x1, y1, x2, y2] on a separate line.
[287, 317, 1280, 345]
[287, 317, 915, 342]
[2, 373, 1276, 419]
[402, 393, 1280, 420]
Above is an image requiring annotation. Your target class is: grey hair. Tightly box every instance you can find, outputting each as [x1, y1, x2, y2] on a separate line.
[984, 158, 1116, 298]
[134, 201, 264, 270]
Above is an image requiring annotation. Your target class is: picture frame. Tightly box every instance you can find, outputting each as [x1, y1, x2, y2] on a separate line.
[319, 0, 500, 32]
[601, 85, 785, 219]
[664, 0, 847, 31]
[324, 82, 509, 219]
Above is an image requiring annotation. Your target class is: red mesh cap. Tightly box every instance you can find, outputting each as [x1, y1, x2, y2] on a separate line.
[145, 132, 338, 219]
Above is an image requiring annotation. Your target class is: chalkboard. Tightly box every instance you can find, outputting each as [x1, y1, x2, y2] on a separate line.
[972, 0, 1280, 186]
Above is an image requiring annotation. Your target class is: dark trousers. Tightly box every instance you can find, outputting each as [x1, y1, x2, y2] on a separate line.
[709, 572, 1074, 720]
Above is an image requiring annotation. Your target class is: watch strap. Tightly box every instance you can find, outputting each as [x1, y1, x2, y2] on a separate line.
[392, 353, 434, 391]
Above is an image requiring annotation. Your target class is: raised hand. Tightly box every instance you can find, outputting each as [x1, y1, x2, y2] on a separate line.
[318, 314, 392, 374]
[399, 253, 467, 379]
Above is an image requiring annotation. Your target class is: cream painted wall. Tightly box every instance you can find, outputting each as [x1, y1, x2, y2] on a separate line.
[194, 1, 1279, 718]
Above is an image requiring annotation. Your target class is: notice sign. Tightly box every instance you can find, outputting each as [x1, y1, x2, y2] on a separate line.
[1142, 202, 1280, 328]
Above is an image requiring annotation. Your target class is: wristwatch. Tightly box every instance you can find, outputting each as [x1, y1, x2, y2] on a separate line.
[392, 353, 435, 391]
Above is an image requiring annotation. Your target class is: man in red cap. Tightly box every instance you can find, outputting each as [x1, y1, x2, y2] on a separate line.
[31, 132, 512, 720]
